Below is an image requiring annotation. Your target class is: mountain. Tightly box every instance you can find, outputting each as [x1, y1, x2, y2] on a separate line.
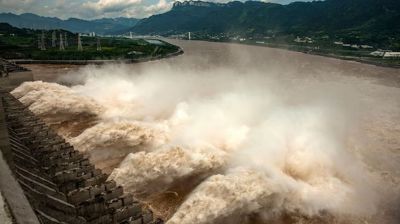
[92, 18, 139, 28]
[131, 0, 400, 47]
[0, 22, 29, 35]
[0, 13, 139, 34]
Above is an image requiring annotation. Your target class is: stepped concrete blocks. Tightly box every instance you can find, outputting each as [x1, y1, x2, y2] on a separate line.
[0, 92, 162, 224]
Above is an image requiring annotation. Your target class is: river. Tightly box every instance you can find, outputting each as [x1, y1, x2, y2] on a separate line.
[19, 39, 400, 223]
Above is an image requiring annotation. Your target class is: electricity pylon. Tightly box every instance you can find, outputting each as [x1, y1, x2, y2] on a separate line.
[52, 31, 56, 47]
[77, 33, 83, 51]
[37, 34, 41, 49]
[64, 33, 68, 47]
[97, 38, 101, 51]
[40, 31, 46, 50]
[59, 33, 65, 50]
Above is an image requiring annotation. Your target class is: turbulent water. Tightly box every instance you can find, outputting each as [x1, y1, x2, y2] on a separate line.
[11, 40, 400, 223]
[12, 81, 103, 138]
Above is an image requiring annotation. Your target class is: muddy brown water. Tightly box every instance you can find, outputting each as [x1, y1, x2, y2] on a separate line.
[20, 39, 400, 223]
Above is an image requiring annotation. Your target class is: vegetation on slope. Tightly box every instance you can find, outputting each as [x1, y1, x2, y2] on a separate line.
[132, 0, 400, 50]
[0, 23, 180, 61]
[0, 13, 139, 35]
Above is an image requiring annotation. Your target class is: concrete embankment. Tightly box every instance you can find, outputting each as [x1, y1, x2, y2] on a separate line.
[11, 49, 184, 65]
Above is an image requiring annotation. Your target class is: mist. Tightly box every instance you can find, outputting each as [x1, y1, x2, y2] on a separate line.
[11, 41, 396, 223]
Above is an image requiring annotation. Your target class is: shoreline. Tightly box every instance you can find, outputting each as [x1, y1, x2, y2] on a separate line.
[303, 51, 400, 69]
[181, 39, 400, 69]
[250, 43, 400, 69]
[10, 48, 184, 65]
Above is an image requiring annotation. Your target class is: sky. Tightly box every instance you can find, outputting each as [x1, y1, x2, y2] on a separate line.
[0, 0, 308, 20]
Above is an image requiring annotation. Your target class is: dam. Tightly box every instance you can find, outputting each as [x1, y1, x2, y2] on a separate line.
[0, 60, 161, 224]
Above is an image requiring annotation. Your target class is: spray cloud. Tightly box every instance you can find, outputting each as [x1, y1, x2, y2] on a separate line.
[12, 47, 384, 223]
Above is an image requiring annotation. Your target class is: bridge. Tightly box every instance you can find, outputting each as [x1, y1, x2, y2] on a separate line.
[0, 60, 161, 224]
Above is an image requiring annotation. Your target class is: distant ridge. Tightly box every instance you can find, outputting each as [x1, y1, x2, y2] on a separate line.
[0, 12, 139, 34]
[131, 0, 400, 48]
[172, 1, 225, 8]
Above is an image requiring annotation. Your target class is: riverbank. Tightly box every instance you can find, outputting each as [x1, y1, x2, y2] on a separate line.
[298, 50, 400, 69]
[250, 42, 399, 69]
[10, 48, 184, 65]
[0, 24, 183, 64]
[183, 38, 400, 69]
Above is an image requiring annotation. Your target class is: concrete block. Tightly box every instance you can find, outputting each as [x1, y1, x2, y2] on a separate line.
[142, 211, 153, 224]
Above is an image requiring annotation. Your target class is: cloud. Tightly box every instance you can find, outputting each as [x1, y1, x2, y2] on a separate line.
[145, 0, 173, 16]
[83, 0, 142, 14]
[0, 0, 307, 19]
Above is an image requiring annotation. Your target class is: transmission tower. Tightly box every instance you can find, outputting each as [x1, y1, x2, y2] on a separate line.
[64, 33, 68, 47]
[96, 38, 101, 51]
[52, 31, 57, 47]
[40, 31, 46, 50]
[59, 33, 65, 50]
[37, 34, 41, 49]
[77, 33, 83, 51]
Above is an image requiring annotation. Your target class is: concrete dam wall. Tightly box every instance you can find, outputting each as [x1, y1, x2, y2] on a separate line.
[0, 89, 162, 224]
